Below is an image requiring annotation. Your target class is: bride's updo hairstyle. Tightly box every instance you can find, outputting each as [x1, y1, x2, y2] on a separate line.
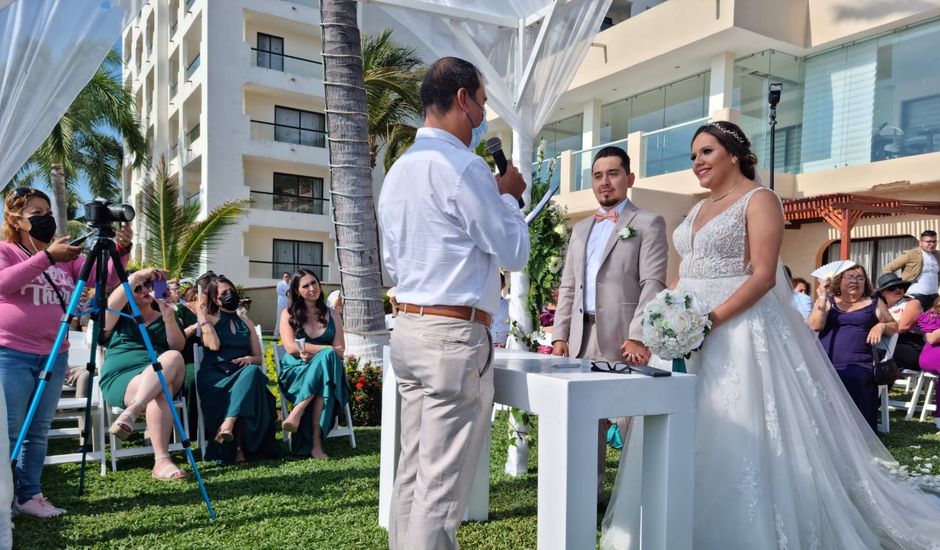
[691, 121, 759, 181]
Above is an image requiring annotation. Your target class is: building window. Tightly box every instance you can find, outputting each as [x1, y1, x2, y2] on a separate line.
[256, 33, 284, 71]
[821, 235, 917, 278]
[274, 106, 326, 147]
[273, 172, 326, 215]
[273, 239, 325, 280]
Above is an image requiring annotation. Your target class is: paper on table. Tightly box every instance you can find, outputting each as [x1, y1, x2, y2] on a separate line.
[811, 260, 857, 280]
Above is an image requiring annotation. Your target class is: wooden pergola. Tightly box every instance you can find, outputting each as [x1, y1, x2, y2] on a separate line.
[782, 193, 940, 259]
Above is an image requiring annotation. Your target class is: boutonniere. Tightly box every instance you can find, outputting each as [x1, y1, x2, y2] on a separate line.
[618, 226, 637, 241]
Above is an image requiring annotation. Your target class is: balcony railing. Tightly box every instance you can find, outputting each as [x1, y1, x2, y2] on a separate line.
[185, 54, 200, 79]
[146, 43, 152, 57]
[286, 0, 320, 8]
[250, 190, 328, 215]
[185, 0, 196, 9]
[169, 142, 179, 159]
[250, 120, 326, 148]
[249, 260, 327, 281]
[185, 192, 200, 205]
[571, 138, 629, 191]
[641, 117, 708, 178]
[170, 20, 178, 35]
[185, 124, 200, 145]
[250, 48, 323, 79]
[170, 82, 178, 98]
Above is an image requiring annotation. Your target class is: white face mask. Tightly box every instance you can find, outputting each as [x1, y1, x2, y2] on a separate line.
[465, 95, 487, 150]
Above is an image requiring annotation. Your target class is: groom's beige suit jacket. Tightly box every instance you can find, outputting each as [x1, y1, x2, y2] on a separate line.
[552, 201, 668, 361]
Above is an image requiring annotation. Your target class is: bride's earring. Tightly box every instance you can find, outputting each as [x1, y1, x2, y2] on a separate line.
[731, 158, 738, 165]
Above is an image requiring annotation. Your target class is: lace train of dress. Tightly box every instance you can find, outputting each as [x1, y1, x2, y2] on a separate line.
[601, 188, 940, 549]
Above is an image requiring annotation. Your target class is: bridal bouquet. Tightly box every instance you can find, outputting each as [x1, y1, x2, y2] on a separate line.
[640, 289, 712, 367]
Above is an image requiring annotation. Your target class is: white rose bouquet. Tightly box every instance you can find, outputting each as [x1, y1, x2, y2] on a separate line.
[640, 289, 712, 372]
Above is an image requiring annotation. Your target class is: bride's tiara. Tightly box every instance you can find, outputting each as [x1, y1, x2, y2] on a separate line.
[707, 122, 748, 148]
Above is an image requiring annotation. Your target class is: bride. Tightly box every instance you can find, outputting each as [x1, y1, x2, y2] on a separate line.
[601, 120, 940, 549]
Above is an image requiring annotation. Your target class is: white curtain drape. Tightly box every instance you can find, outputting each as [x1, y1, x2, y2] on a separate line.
[0, 2, 142, 547]
[0, 0, 143, 188]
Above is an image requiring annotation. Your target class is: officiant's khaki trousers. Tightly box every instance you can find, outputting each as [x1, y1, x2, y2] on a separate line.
[388, 312, 495, 550]
[578, 318, 632, 502]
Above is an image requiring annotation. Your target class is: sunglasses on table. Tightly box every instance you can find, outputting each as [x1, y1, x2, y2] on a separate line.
[133, 280, 154, 294]
[590, 360, 632, 373]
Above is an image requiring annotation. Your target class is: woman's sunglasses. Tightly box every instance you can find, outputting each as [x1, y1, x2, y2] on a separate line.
[133, 280, 154, 294]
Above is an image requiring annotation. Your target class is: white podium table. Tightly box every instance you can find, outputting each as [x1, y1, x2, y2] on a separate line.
[378, 348, 696, 550]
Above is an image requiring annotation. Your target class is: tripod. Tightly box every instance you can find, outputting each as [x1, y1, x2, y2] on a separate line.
[9, 224, 216, 519]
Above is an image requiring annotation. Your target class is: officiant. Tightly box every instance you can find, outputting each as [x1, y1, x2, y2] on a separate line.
[377, 56, 529, 550]
[550, 146, 668, 505]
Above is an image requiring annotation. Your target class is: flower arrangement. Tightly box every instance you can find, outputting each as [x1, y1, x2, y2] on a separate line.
[525, 150, 570, 321]
[641, 289, 712, 361]
[345, 355, 382, 426]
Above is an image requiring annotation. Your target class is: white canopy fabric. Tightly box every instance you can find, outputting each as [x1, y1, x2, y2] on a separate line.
[0, 1, 141, 546]
[365, 0, 613, 339]
[0, 0, 143, 188]
[365, 0, 613, 177]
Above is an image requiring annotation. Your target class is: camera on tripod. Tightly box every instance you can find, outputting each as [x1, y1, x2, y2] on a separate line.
[84, 198, 135, 228]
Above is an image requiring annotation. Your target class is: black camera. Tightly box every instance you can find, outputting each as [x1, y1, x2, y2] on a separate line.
[85, 199, 135, 227]
[768, 82, 783, 108]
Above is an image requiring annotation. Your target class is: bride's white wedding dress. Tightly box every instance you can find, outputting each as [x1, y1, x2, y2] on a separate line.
[602, 187, 940, 549]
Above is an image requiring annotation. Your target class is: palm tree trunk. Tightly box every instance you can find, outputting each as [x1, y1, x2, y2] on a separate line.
[321, 0, 388, 365]
[50, 164, 68, 238]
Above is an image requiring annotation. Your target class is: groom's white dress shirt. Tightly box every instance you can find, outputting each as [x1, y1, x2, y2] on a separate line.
[584, 199, 631, 314]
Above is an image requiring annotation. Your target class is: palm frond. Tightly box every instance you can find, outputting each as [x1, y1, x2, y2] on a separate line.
[139, 159, 181, 271]
[175, 200, 249, 279]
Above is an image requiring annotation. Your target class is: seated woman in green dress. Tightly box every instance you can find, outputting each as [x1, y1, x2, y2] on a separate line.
[278, 268, 348, 459]
[197, 275, 279, 464]
[100, 267, 188, 480]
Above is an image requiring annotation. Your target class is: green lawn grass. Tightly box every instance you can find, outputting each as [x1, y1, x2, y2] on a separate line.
[14, 408, 940, 549]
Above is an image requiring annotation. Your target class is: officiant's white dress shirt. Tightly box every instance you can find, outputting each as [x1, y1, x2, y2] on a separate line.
[584, 199, 631, 314]
[378, 127, 529, 316]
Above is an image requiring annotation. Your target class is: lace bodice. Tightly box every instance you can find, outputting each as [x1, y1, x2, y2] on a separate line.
[674, 187, 770, 280]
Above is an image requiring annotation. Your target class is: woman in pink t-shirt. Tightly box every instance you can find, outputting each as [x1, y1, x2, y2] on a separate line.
[0, 187, 131, 519]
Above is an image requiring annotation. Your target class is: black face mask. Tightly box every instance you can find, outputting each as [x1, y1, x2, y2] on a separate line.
[219, 290, 240, 311]
[27, 214, 56, 243]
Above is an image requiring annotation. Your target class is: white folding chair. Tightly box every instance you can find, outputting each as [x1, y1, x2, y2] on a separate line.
[45, 332, 106, 475]
[103, 348, 192, 471]
[875, 333, 898, 433]
[193, 343, 207, 460]
[272, 344, 356, 449]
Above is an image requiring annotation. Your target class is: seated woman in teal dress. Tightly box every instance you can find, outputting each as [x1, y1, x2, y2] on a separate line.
[278, 268, 348, 459]
[100, 267, 188, 480]
[197, 275, 279, 464]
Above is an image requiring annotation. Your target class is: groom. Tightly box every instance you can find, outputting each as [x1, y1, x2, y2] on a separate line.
[551, 146, 667, 503]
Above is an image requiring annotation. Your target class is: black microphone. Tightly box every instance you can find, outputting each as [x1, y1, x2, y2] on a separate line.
[486, 137, 525, 208]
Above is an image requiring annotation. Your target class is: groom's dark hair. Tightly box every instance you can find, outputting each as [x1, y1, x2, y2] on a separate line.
[592, 146, 631, 174]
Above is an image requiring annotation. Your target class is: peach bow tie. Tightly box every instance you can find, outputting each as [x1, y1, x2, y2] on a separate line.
[594, 210, 619, 223]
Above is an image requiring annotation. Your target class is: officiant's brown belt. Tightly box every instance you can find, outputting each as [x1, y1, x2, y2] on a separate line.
[584, 313, 597, 323]
[398, 303, 493, 328]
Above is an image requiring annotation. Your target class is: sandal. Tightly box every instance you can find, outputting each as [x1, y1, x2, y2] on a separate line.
[214, 426, 234, 444]
[108, 409, 138, 441]
[151, 456, 187, 481]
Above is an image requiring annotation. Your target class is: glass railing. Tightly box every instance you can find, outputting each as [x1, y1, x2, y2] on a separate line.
[570, 138, 629, 191]
[531, 155, 561, 194]
[286, 0, 319, 8]
[170, 82, 177, 98]
[185, 124, 200, 145]
[185, 192, 200, 205]
[641, 117, 708, 178]
[185, 54, 200, 78]
[169, 143, 179, 159]
[170, 20, 178, 35]
[250, 120, 326, 148]
[185, 0, 196, 9]
[250, 48, 323, 79]
[250, 190, 328, 215]
[249, 260, 327, 281]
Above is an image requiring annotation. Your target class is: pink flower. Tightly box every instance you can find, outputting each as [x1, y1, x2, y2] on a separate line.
[537, 345, 553, 355]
